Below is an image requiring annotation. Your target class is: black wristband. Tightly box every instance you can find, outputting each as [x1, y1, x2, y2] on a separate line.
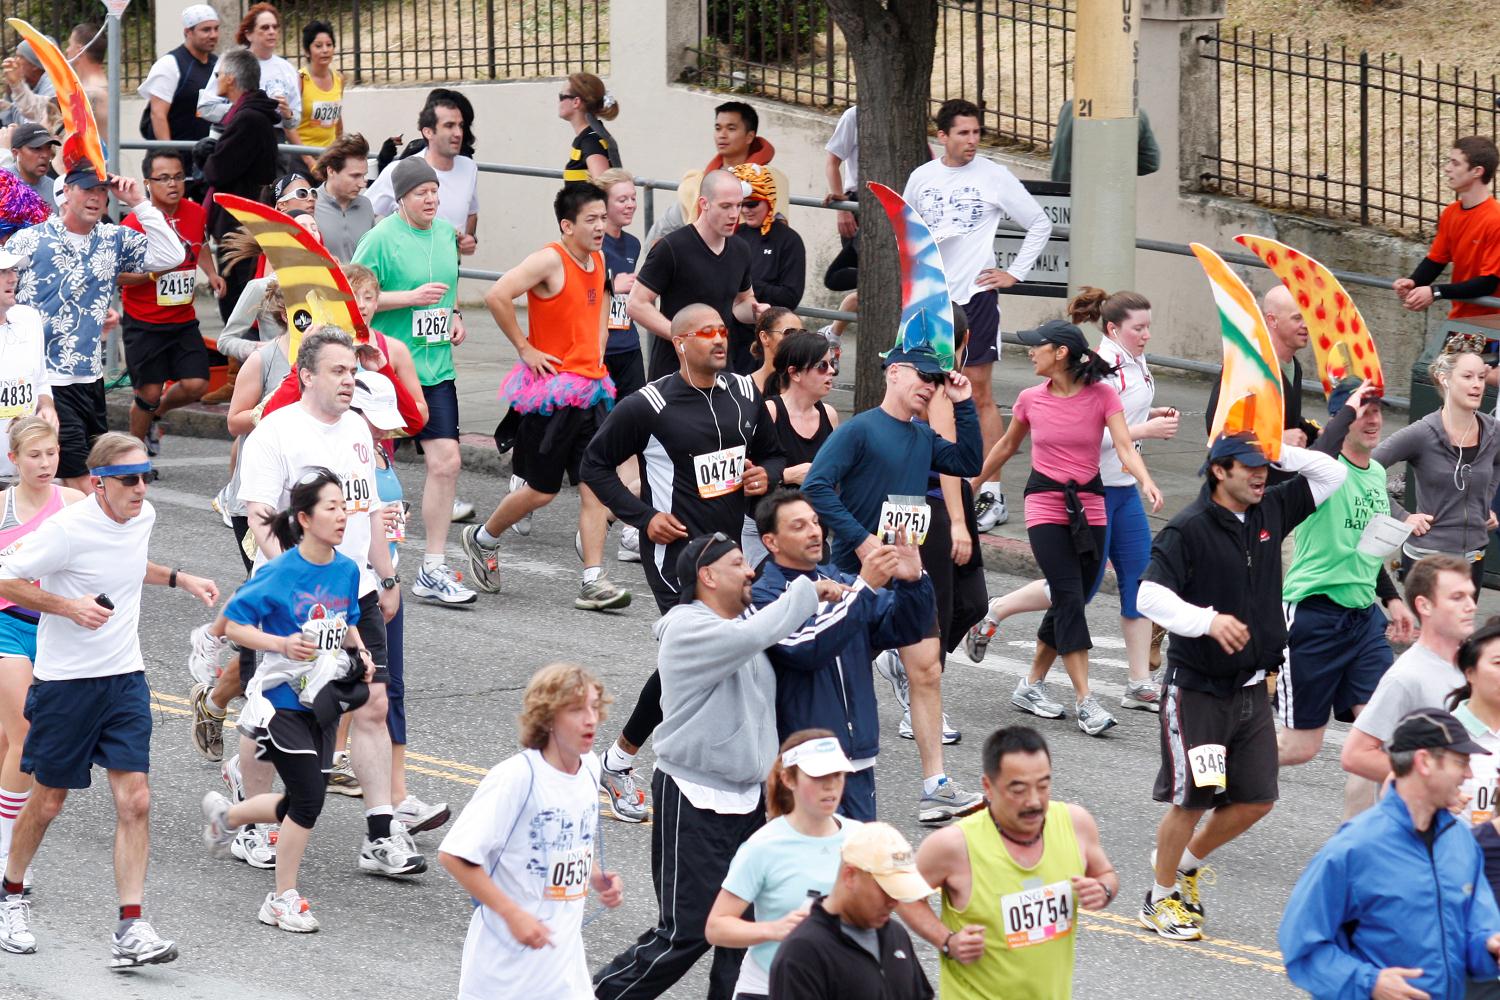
[168, 568, 178, 589]
[941, 930, 956, 956]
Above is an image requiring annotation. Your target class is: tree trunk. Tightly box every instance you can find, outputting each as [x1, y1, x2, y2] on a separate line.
[825, 0, 938, 413]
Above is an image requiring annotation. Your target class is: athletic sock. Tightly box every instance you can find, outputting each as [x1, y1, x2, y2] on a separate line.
[1150, 882, 1176, 904]
[365, 805, 394, 841]
[1180, 848, 1205, 872]
[2, 878, 21, 897]
[117, 904, 142, 935]
[422, 553, 444, 571]
[981, 480, 1002, 497]
[602, 744, 635, 773]
[582, 566, 603, 585]
[475, 525, 501, 547]
[922, 774, 947, 797]
[0, 787, 29, 859]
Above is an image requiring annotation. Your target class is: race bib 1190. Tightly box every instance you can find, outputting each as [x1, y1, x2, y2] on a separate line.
[693, 445, 745, 500]
[1000, 880, 1074, 949]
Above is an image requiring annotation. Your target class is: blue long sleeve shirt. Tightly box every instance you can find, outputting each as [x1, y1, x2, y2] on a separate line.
[1279, 789, 1500, 999]
[801, 400, 982, 573]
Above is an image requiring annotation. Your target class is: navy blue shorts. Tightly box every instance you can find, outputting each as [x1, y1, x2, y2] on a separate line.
[1279, 596, 1393, 729]
[838, 766, 877, 822]
[416, 378, 460, 441]
[960, 289, 1000, 367]
[22, 671, 151, 788]
[385, 598, 406, 745]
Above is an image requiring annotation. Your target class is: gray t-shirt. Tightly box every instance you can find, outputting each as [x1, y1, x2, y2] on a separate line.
[314, 187, 375, 263]
[840, 920, 881, 963]
[1353, 642, 1463, 743]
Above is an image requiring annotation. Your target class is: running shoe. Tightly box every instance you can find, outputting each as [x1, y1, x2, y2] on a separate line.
[189, 682, 224, 761]
[898, 711, 961, 745]
[187, 622, 226, 686]
[1176, 865, 1215, 927]
[200, 791, 236, 856]
[600, 764, 648, 823]
[210, 486, 233, 528]
[1149, 623, 1168, 671]
[109, 920, 178, 969]
[259, 889, 319, 933]
[618, 524, 641, 563]
[872, 650, 910, 714]
[974, 490, 1009, 532]
[393, 796, 452, 835]
[451, 498, 476, 523]
[1121, 680, 1162, 713]
[359, 834, 427, 877]
[231, 825, 278, 869]
[963, 617, 997, 663]
[577, 575, 632, 611]
[1076, 695, 1118, 736]
[459, 525, 502, 594]
[412, 563, 478, 605]
[144, 418, 161, 458]
[1011, 679, 1066, 719]
[0, 894, 34, 954]
[221, 753, 245, 803]
[1138, 891, 1202, 941]
[327, 751, 363, 797]
[917, 778, 985, 825]
[508, 476, 532, 536]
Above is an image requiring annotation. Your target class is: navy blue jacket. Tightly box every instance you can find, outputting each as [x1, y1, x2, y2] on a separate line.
[752, 559, 935, 761]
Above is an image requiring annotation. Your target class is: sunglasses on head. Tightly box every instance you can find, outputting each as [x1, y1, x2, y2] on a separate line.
[694, 531, 733, 574]
[686, 324, 728, 340]
[106, 471, 157, 486]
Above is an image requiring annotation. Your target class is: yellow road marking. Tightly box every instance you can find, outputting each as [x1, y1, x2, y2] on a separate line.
[1080, 918, 1285, 974]
[1086, 908, 1285, 961]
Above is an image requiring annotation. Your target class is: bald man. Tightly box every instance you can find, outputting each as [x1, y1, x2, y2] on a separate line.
[629, 169, 769, 379]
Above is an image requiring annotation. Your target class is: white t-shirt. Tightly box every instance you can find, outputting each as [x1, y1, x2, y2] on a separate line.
[901, 155, 1051, 304]
[0, 495, 153, 681]
[439, 749, 602, 1000]
[0, 305, 52, 478]
[826, 106, 859, 192]
[137, 49, 211, 104]
[237, 403, 382, 596]
[1353, 642, 1462, 743]
[367, 154, 480, 235]
[1095, 335, 1154, 487]
[196, 53, 301, 125]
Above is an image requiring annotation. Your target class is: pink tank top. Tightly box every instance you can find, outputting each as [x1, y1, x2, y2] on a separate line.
[0, 485, 64, 617]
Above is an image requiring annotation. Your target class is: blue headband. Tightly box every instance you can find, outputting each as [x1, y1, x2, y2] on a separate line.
[90, 461, 153, 478]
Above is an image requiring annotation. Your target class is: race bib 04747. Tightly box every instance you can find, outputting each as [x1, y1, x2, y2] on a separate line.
[693, 445, 745, 500]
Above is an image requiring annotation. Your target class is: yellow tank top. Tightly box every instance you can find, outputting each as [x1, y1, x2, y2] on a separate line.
[940, 800, 1084, 1000]
[297, 68, 343, 149]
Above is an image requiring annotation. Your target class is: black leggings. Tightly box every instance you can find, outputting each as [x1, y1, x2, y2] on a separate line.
[920, 488, 991, 663]
[263, 738, 328, 829]
[1030, 522, 1107, 656]
[621, 669, 663, 749]
[823, 236, 858, 292]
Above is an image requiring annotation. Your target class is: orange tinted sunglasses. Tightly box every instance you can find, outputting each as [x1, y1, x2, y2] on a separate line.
[686, 324, 728, 339]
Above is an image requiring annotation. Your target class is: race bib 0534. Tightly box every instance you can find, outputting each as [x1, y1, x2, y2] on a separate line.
[545, 846, 592, 902]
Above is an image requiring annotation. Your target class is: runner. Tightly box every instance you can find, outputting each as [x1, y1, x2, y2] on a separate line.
[578, 305, 784, 823]
[200, 468, 375, 932]
[0, 432, 217, 963]
[353, 156, 475, 606]
[705, 730, 861, 999]
[460, 182, 631, 612]
[437, 662, 623, 999]
[598, 168, 645, 403]
[0, 419, 83, 893]
[0, 250, 54, 481]
[558, 72, 619, 182]
[1447, 620, 1500, 830]
[1135, 431, 1345, 940]
[899, 726, 1118, 1000]
[748, 306, 803, 395]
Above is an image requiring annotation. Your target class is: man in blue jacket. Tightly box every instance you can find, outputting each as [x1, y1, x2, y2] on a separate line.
[750, 490, 939, 822]
[1280, 708, 1500, 999]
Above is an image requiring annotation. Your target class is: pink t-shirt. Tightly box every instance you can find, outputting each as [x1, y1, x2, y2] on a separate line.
[1012, 380, 1123, 528]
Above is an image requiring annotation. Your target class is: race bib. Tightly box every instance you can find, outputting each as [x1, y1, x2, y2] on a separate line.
[0, 377, 35, 419]
[1188, 743, 1228, 790]
[1000, 880, 1074, 949]
[310, 100, 341, 124]
[341, 472, 374, 514]
[411, 308, 451, 344]
[693, 445, 745, 500]
[1464, 755, 1500, 824]
[155, 269, 194, 306]
[608, 293, 630, 330]
[879, 495, 931, 546]
[300, 612, 348, 655]
[545, 846, 592, 901]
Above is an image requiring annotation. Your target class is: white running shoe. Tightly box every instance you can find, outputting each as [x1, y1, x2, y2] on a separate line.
[451, 498, 476, 523]
[974, 490, 1009, 532]
[1011, 679, 1066, 719]
[221, 753, 245, 803]
[201, 791, 236, 856]
[872, 651, 911, 714]
[393, 796, 452, 835]
[1076, 695, 1119, 736]
[258, 889, 319, 933]
[109, 919, 177, 969]
[0, 894, 34, 954]
[508, 475, 532, 536]
[230, 825, 278, 869]
[187, 623, 225, 686]
[359, 834, 427, 877]
[411, 563, 478, 605]
[898, 711, 961, 744]
[618, 524, 641, 562]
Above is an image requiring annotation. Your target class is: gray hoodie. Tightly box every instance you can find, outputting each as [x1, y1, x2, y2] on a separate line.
[1372, 409, 1500, 557]
[652, 573, 819, 796]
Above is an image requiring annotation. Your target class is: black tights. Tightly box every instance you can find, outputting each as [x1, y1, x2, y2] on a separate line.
[621, 669, 663, 749]
[262, 738, 328, 829]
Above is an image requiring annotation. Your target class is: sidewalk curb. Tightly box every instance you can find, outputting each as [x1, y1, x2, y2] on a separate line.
[975, 531, 1120, 596]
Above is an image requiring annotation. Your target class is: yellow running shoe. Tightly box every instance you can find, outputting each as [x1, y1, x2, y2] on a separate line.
[1138, 891, 1203, 941]
[1176, 865, 1216, 928]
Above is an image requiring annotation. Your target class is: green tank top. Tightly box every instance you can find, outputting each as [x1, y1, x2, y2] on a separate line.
[940, 800, 1084, 1000]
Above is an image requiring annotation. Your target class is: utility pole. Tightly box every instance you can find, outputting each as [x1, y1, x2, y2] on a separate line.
[1069, 0, 1141, 294]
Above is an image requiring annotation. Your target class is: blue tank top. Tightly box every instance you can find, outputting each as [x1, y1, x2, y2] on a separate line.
[373, 455, 404, 560]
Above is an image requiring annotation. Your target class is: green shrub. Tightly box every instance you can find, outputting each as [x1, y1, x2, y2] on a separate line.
[706, 0, 826, 62]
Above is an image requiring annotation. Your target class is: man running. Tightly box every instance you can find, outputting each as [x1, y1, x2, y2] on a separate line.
[460, 182, 630, 612]
[1135, 432, 1345, 941]
[579, 304, 784, 822]
[899, 726, 1118, 1000]
[8, 166, 183, 491]
[366, 96, 479, 253]
[801, 344, 985, 823]
[0, 433, 217, 963]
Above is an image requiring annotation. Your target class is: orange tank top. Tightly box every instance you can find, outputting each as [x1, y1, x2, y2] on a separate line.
[525, 243, 608, 379]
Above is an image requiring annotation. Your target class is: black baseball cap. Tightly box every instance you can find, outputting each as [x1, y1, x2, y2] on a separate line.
[674, 532, 741, 605]
[1327, 377, 1389, 417]
[1017, 319, 1091, 358]
[1206, 431, 1271, 469]
[10, 123, 57, 150]
[882, 345, 945, 375]
[1389, 708, 1491, 756]
[62, 166, 108, 190]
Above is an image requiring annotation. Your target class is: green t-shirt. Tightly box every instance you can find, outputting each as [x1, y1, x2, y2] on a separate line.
[1283, 454, 1390, 608]
[352, 213, 459, 386]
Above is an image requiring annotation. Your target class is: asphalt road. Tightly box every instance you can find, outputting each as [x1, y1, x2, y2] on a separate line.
[0, 435, 1377, 999]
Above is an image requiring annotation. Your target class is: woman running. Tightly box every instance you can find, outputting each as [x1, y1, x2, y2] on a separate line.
[974, 319, 1163, 737]
[558, 72, 620, 182]
[292, 20, 343, 173]
[1449, 619, 1500, 1000]
[201, 468, 375, 932]
[0, 418, 84, 887]
[705, 729, 859, 1000]
[749, 307, 804, 395]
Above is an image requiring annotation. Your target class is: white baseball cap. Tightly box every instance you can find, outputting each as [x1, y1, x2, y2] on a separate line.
[781, 736, 854, 778]
[182, 4, 219, 28]
[0, 250, 30, 271]
[352, 370, 404, 431]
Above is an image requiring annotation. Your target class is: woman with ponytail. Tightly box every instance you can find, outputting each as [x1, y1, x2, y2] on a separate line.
[705, 729, 858, 1000]
[972, 319, 1163, 737]
[559, 72, 621, 181]
[1447, 616, 1500, 1000]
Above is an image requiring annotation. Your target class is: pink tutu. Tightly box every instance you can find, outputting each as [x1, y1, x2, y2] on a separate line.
[499, 362, 616, 415]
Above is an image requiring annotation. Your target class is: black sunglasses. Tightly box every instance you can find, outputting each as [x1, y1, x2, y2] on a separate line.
[106, 471, 158, 486]
[797, 359, 838, 376]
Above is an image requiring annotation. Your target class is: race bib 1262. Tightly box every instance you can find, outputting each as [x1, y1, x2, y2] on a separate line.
[411, 308, 451, 344]
[693, 445, 745, 500]
[1001, 880, 1074, 949]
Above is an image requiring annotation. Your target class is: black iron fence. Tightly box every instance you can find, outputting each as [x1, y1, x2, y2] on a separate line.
[688, 0, 1074, 154]
[1200, 28, 1500, 238]
[232, 0, 608, 86]
[0, 0, 155, 91]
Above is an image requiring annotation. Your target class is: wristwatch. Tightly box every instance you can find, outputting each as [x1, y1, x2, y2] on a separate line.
[379, 575, 400, 590]
[1432, 286, 1444, 300]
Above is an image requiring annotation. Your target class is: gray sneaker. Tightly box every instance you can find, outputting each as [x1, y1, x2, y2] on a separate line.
[577, 575, 632, 611]
[600, 764, 649, 823]
[1121, 680, 1162, 713]
[109, 919, 178, 969]
[1076, 695, 1119, 736]
[918, 778, 985, 824]
[1011, 679, 1066, 719]
[459, 525, 502, 594]
[873, 651, 910, 713]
